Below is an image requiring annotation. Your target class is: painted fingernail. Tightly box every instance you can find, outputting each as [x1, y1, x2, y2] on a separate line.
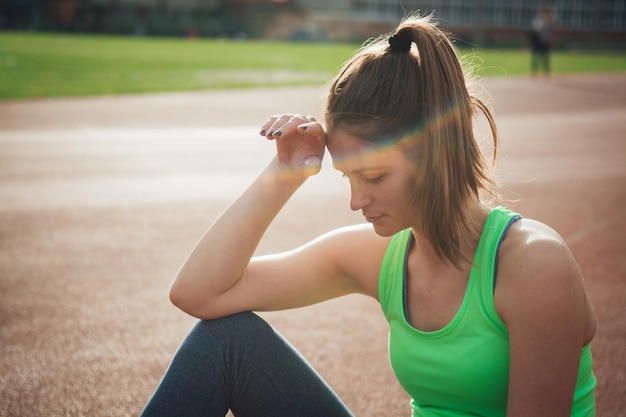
[274, 131, 282, 137]
[268, 131, 274, 136]
[300, 125, 308, 131]
[260, 129, 266, 135]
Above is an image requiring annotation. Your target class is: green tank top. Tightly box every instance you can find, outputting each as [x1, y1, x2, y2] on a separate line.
[378, 206, 596, 416]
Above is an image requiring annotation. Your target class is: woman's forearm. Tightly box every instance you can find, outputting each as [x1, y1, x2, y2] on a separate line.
[169, 157, 306, 315]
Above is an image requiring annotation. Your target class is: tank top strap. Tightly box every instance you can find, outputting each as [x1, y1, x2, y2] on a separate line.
[470, 206, 522, 331]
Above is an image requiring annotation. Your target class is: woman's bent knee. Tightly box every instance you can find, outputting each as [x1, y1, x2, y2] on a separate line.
[188, 311, 272, 346]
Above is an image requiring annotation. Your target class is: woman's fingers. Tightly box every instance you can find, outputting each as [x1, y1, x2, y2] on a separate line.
[258, 113, 325, 176]
[296, 119, 323, 136]
[260, 114, 316, 139]
[261, 114, 291, 138]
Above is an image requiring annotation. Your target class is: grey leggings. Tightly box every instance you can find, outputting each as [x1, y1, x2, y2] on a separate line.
[140, 312, 355, 417]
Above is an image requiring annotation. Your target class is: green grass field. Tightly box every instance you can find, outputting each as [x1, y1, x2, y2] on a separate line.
[1, 32, 625, 99]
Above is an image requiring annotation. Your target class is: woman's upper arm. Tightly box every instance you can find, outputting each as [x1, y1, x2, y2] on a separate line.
[196, 223, 389, 319]
[496, 220, 595, 417]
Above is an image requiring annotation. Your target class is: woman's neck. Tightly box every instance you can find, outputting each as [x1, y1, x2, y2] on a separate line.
[410, 202, 491, 271]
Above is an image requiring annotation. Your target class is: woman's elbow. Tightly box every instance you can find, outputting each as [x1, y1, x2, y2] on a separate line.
[169, 280, 202, 317]
[168, 280, 185, 309]
[168, 279, 220, 320]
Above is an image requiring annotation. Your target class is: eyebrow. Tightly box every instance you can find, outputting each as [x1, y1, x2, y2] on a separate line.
[332, 163, 385, 175]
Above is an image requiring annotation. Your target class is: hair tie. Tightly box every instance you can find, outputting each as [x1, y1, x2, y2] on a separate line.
[388, 33, 411, 53]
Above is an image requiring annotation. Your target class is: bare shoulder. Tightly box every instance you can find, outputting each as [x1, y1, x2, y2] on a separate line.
[312, 223, 394, 298]
[496, 218, 577, 282]
[494, 217, 593, 333]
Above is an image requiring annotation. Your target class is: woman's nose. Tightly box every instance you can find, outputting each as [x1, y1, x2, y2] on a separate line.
[349, 183, 372, 211]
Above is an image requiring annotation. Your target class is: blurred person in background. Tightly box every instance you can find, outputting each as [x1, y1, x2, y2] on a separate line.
[529, 5, 557, 77]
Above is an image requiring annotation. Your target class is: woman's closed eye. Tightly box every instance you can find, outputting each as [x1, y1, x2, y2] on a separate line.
[365, 174, 385, 184]
[340, 172, 385, 184]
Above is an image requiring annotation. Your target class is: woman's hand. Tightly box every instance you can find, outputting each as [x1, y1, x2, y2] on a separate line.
[260, 114, 326, 178]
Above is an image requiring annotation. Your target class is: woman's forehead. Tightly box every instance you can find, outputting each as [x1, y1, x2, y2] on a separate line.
[326, 129, 367, 156]
[326, 129, 401, 171]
